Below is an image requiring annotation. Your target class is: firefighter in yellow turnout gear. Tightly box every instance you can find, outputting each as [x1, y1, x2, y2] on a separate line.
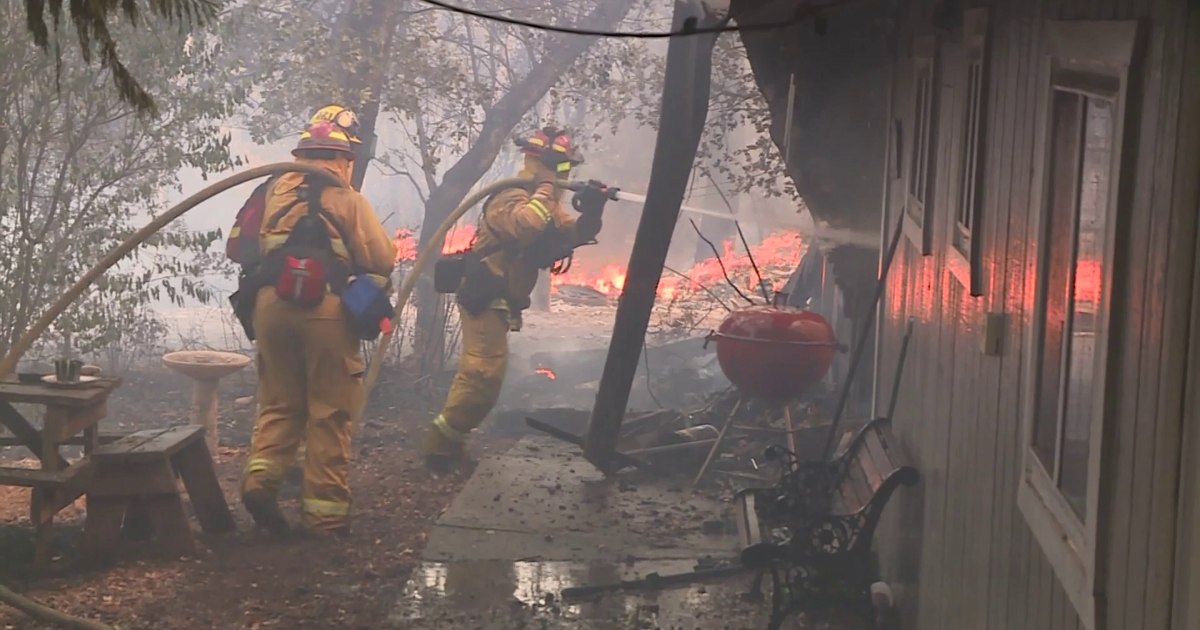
[241, 106, 397, 536]
[422, 127, 613, 473]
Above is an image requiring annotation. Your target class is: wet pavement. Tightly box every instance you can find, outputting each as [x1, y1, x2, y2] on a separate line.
[387, 437, 786, 629]
[389, 559, 775, 629]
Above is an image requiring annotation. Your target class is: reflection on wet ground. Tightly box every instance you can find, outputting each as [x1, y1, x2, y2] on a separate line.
[386, 437, 871, 629]
[390, 559, 773, 629]
[422, 438, 740, 564]
[386, 437, 779, 629]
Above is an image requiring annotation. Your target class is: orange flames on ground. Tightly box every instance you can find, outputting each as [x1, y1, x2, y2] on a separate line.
[552, 231, 806, 301]
[391, 224, 807, 302]
[535, 368, 556, 379]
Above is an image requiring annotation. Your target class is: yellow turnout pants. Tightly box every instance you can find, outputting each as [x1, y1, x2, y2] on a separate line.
[242, 290, 364, 532]
[422, 305, 510, 456]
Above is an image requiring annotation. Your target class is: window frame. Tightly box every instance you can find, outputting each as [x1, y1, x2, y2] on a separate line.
[947, 9, 991, 296]
[903, 35, 939, 256]
[1017, 19, 1142, 630]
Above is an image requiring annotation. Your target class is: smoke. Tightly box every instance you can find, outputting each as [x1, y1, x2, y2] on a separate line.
[807, 223, 882, 250]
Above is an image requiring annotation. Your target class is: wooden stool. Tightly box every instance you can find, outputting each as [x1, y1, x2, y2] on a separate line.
[83, 426, 235, 563]
[0, 463, 93, 567]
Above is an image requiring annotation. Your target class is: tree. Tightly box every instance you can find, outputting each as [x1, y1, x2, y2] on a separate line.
[0, 6, 243, 360]
[698, 32, 798, 203]
[224, 0, 657, 371]
[20, 0, 221, 115]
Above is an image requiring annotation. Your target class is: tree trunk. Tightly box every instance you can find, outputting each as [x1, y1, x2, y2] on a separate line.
[412, 277, 447, 374]
[344, 0, 399, 190]
[411, 0, 637, 373]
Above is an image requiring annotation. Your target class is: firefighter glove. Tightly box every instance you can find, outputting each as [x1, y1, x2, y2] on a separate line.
[572, 180, 616, 216]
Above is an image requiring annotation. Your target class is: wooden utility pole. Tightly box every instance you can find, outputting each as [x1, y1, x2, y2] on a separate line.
[582, 0, 719, 472]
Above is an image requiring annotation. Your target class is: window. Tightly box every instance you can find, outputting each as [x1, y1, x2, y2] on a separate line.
[1034, 91, 1110, 516]
[1018, 19, 1139, 630]
[949, 9, 990, 295]
[904, 36, 938, 255]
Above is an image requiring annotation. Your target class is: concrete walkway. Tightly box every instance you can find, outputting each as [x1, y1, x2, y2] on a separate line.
[387, 437, 780, 629]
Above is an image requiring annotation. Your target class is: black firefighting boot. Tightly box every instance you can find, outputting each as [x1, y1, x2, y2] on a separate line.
[423, 450, 479, 478]
[242, 488, 290, 536]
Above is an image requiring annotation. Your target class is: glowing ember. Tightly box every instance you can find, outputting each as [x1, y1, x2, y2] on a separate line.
[443, 225, 477, 255]
[535, 367, 556, 380]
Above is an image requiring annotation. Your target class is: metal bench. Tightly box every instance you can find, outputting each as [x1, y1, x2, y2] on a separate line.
[734, 418, 918, 630]
[82, 425, 235, 563]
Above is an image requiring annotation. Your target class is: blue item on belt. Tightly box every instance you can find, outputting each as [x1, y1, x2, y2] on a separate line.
[341, 275, 396, 341]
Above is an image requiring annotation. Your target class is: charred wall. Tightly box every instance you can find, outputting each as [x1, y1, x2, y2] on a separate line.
[732, 0, 903, 319]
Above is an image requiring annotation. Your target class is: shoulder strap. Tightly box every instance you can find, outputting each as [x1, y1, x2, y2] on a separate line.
[304, 176, 360, 272]
[261, 175, 361, 272]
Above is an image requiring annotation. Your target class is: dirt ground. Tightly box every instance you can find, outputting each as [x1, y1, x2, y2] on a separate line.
[0, 364, 514, 630]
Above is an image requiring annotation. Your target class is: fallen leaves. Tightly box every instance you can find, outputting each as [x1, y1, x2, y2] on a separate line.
[0, 365, 481, 630]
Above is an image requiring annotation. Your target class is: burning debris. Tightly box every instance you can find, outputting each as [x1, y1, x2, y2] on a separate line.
[550, 230, 807, 304]
[394, 220, 810, 307]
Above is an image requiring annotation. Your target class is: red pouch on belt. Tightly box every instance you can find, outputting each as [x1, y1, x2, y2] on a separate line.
[275, 256, 327, 307]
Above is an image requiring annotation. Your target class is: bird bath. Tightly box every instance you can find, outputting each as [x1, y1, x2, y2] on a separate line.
[162, 351, 252, 453]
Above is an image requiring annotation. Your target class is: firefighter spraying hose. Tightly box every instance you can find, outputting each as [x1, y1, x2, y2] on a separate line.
[408, 127, 616, 474]
[0, 118, 595, 627]
[363, 128, 615, 417]
[0, 171, 571, 385]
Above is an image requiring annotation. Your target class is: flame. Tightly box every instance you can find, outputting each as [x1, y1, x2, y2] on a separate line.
[391, 225, 478, 260]
[535, 367, 556, 380]
[393, 228, 417, 263]
[391, 224, 481, 263]
[550, 230, 806, 302]
[443, 225, 477, 255]
[399, 222, 808, 304]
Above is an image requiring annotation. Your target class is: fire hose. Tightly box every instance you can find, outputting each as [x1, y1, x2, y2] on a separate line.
[360, 177, 580, 404]
[0, 165, 567, 630]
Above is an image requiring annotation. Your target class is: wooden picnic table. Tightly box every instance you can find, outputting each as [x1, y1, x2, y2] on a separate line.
[0, 375, 123, 566]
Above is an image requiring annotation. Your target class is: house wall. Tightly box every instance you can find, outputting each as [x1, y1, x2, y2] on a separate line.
[872, 1, 1200, 630]
[1168, 12, 1200, 629]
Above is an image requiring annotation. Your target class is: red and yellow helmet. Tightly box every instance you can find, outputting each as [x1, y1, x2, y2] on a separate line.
[293, 105, 362, 156]
[516, 126, 584, 174]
